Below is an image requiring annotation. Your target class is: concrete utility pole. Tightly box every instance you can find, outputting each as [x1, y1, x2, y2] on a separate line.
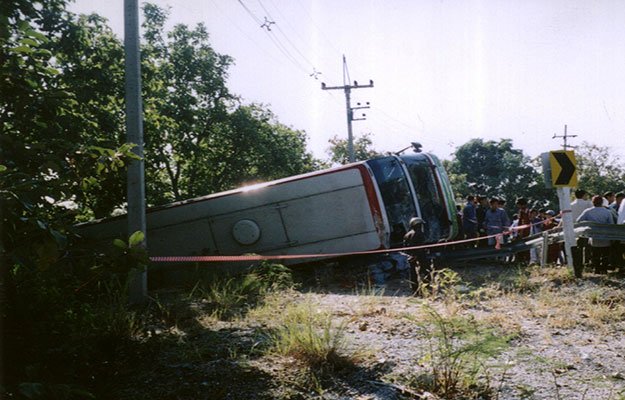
[124, 0, 147, 304]
[321, 55, 373, 163]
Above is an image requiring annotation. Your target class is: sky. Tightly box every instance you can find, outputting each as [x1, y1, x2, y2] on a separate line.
[68, 0, 625, 162]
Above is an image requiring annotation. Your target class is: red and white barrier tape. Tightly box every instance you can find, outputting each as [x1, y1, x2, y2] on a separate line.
[151, 231, 506, 263]
[150, 215, 563, 263]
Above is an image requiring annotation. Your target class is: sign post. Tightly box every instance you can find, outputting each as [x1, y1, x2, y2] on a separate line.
[543, 150, 578, 274]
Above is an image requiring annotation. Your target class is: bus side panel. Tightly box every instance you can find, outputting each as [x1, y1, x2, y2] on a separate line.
[80, 165, 385, 263]
[209, 207, 289, 254]
[280, 185, 377, 246]
[149, 219, 216, 257]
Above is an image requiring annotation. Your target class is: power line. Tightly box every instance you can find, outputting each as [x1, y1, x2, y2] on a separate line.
[257, 0, 318, 71]
[236, 0, 311, 75]
[207, 0, 283, 66]
[370, 105, 425, 132]
[292, 0, 343, 59]
[236, 0, 262, 25]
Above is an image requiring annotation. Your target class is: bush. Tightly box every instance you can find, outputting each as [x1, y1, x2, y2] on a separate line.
[1, 236, 146, 399]
[192, 261, 295, 320]
[408, 305, 512, 399]
[268, 302, 353, 373]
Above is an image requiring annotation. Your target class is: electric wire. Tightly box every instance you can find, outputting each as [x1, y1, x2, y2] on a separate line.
[291, 0, 343, 59]
[236, 0, 311, 75]
[370, 105, 424, 132]
[207, 0, 283, 66]
[257, 0, 318, 72]
[224, 2, 439, 153]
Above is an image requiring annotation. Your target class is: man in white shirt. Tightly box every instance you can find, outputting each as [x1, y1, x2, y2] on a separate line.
[571, 189, 593, 221]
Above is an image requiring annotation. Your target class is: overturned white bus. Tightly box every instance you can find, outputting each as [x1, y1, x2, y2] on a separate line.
[78, 146, 458, 267]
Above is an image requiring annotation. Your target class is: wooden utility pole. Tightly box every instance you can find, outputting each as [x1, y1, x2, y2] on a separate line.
[321, 55, 373, 163]
[124, 0, 147, 303]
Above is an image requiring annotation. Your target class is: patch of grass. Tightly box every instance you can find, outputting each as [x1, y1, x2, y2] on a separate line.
[193, 262, 296, 321]
[404, 304, 513, 399]
[499, 265, 539, 293]
[469, 282, 504, 301]
[267, 301, 356, 374]
[414, 267, 463, 299]
[349, 280, 393, 318]
[200, 274, 265, 320]
[517, 281, 625, 331]
[582, 288, 625, 327]
[529, 265, 576, 286]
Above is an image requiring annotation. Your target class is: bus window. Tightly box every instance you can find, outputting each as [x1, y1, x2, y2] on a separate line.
[402, 157, 450, 242]
[367, 157, 417, 246]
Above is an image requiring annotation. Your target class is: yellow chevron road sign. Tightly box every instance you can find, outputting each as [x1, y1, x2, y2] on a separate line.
[549, 150, 578, 187]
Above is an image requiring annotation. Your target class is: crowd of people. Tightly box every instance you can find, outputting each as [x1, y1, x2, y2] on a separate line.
[458, 189, 625, 273]
[373, 188, 625, 287]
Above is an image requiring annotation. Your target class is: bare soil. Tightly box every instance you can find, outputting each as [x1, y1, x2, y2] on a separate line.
[109, 263, 625, 400]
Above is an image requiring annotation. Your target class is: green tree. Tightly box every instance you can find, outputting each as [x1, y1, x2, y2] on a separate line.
[53, 13, 129, 218]
[1, 1, 139, 396]
[1, 0, 136, 263]
[141, 4, 321, 203]
[448, 139, 555, 211]
[575, 142, 625, 196]
[326, 132, 382, 165]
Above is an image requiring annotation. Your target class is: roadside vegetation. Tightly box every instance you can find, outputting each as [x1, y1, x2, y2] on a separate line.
[3, 1, 625, 399]
[7, 260, 625, 399]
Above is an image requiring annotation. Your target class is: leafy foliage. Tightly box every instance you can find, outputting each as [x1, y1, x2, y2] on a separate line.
[575, 141, 625, 196]
[141, 4, 322, 203]
[326, 132, 382, 165]
[1, 1, 321, 397]
[448, 138, 557, 211]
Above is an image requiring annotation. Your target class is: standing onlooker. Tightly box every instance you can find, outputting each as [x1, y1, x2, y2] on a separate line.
[476, 195, 489, 247]
[529, 209, 542, 264]
[483, 198, 511, 247]
[543, 210, 561, 264]
[603, 191, 616, 208]
[515, 198, 531, 261]
[610, 192, 624, 212]
[571, 189, 593, 266]
[617, 198, 625, 273]
[462, 195, 478, 242]
[607, 192, 623, 223]
[608, 192, 624, 269]
[577, 195, 616, 274]
[571, 189, 593, 221]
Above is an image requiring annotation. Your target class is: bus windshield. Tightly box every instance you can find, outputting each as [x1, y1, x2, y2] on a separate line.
[367, 157, 417, 246]
[401, 155, 450, 243]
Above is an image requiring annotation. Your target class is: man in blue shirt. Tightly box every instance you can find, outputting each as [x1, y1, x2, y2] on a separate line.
[462, 195, 478, 241]
[483, 197, 511, 247]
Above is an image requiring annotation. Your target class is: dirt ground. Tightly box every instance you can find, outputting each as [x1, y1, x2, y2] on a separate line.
[110, 262, 625, 400]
